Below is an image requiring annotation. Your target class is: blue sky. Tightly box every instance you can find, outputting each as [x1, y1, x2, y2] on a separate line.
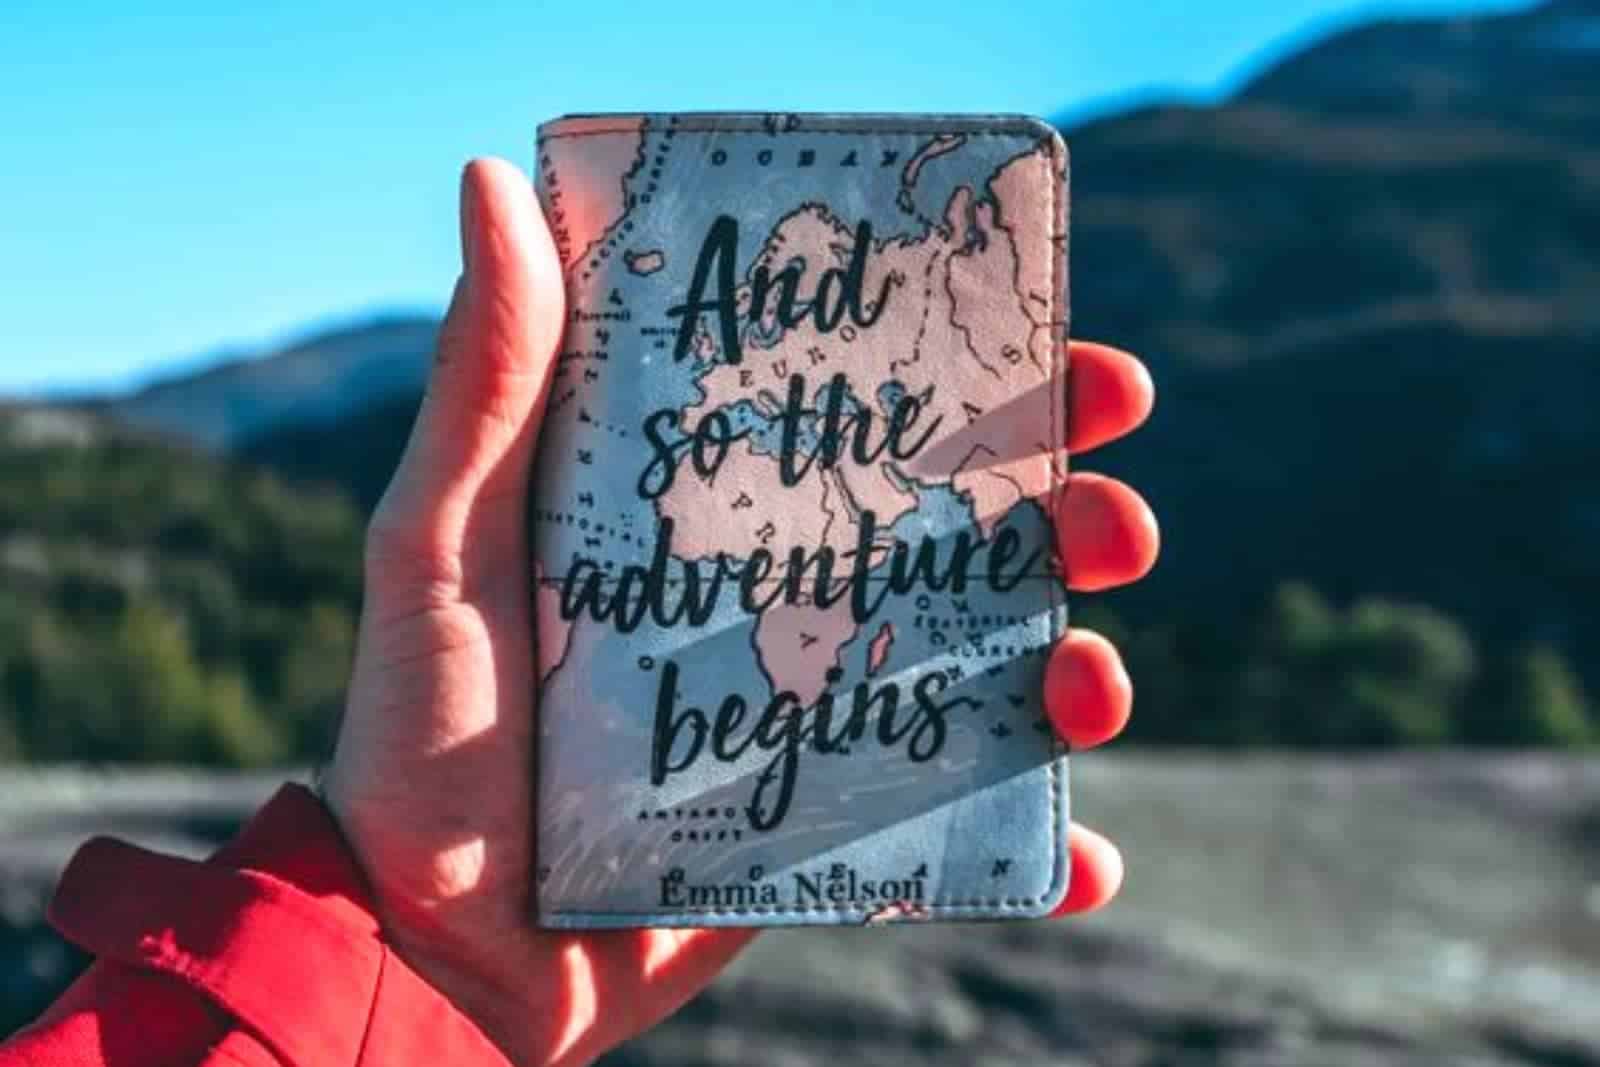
[2, 0, 1530, 395]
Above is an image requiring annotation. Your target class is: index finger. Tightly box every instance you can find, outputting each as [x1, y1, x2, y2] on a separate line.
[1067, 342, 1154, 454]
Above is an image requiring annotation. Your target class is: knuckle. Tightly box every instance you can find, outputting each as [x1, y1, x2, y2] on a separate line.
[363, 509, 463, 602]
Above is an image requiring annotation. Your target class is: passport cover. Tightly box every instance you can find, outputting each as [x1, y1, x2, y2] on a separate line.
[531, 113, 1069, 927]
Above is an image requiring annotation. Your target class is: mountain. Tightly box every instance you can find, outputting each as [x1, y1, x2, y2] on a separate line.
[99, 315, 436, 449]
[1239, 0, 1600, 136]
[0, 405, 364, 766]
[62, 0, 1600, 702]
[1059, 0, 1600, 687]
[240, 390, 425, 512]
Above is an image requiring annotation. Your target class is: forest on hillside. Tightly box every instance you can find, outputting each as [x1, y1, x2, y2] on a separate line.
[2, 405, 1590, 767]
[0, 413, 360, 765]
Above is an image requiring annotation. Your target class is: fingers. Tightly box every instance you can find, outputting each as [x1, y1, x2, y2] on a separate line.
[1053, 824, 1124, 916]
[1042, 637, 1130, 915]
[1055, 471, 1159, 592]
[1044, 347, 1146, 919]
[1044, 629, 1131, 750]
[1055, 340, 1157, 587]
[1067, 342, 1153, 455]
[368, 158, 565, 580]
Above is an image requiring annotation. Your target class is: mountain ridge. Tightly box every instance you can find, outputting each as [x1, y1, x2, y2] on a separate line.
[26, 0, 1599, 691]
[59, 0, 1596, 441]
[86, 314, 437, 449]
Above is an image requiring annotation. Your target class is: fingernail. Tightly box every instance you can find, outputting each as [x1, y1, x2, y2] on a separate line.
[459, 163, 479, 272]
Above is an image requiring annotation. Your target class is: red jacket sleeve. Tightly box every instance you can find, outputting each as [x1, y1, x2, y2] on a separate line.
[0, 784, 512, 1067]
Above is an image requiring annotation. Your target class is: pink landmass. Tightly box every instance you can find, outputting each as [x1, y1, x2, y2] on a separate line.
[752, 589, 860, 707]
[832, 460, 918, 532]
[533, 561, 575, 685]
[678, 158, 1057, 542]
[653, 437, 853, 568]
[867, 622, 896, 677]
[952, 457, 1046, 538]
[656, 141, 1060, 702]
[939, 149, 1060, 533]
[902, 133, 966, 190]
[625, 249, 665, 276]
[986, 147, 1058, 354]
[539, 117, 646, 271]
[948, 200, 1044, 373]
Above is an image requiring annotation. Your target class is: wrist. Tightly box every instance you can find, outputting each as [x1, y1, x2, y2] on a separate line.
[378, 932, 552, 1067]
[312, 786, 575, 1067]
[226, 783, 526, 1067]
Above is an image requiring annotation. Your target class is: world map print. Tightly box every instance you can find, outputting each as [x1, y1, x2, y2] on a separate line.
[532, 114, 1071, 927]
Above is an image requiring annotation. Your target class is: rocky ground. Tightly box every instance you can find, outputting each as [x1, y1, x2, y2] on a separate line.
[4, 755, 1598, 1064]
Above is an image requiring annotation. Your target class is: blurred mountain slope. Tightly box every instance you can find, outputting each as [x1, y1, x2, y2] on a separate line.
[27, 0, 1600, 710]
[1063, 0, 1600, 681]
[0, 407, 363, 765]
[1240, 0, 1600, 134]
[99, 316, 435, 449]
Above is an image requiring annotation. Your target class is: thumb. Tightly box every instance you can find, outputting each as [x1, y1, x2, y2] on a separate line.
[368, 157, 565, 591]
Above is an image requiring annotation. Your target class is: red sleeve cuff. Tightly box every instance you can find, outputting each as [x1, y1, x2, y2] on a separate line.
[47, 783, 512, 1067]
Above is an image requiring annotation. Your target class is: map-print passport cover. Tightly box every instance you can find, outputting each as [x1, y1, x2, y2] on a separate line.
[532, 113, 1069, 927]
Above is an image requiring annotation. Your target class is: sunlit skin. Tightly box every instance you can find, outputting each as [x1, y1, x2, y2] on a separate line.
[321, 158, 1160, 1067]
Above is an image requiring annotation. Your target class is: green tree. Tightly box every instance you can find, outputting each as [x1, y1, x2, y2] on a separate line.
[1234, 583, 1476, 746]
[1, 410, 365, 767]
[1461, 645, 1594, 746]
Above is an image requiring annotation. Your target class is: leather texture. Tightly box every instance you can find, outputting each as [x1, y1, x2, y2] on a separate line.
[532, 113, 1069, 927]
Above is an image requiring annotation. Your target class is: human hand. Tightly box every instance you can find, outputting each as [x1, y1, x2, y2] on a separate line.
[321, 158, 1158, 1067]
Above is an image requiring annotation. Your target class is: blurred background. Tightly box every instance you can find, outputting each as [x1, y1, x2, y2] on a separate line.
[3, 0, 1598, 1062]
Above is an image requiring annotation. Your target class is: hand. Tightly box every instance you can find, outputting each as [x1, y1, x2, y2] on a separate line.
[321, 158, 1158, 1067]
